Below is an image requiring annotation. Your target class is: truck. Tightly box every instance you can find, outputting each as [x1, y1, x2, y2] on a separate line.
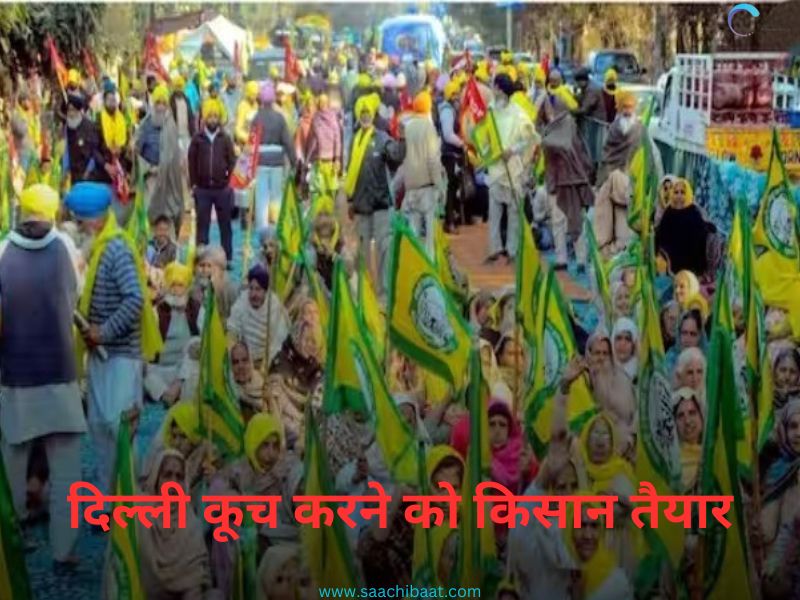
[378, 14, 447, 68]
[650, 53, 800, 176]
[586, 49, 647, 84]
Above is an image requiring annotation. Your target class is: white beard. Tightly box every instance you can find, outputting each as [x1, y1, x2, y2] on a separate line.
[617, 116, 635, 136]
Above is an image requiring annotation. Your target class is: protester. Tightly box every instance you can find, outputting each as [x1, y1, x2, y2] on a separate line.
[188, 99, 237, 265]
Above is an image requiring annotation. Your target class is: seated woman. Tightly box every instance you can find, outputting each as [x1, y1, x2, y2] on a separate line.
[673, 270, 701, 310]
[611, 317, 638, 383]
[659, 301, 680, 352]
[137, 450, 213, 600]
[665, 310, 707, 376]
[592, 169, 634, 258]
[672, 387, 705, 492]
[674, 347, 707, 397]
[266, 317, 325, 451]
[140, 402, 205, 492]
[308, 207, 343, 292]
[191, 245, 239, 324]
[773, 347, 800, 412]
[230, 341, 265, 422]
[564, 498, 633, 600]
[241, 413, 296, 497]
[655, 178, 720, 280]
[256, 543, 303, 600]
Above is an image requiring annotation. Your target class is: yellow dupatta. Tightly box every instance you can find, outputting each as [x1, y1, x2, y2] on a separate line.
[77, 212, 163, 368]
[511, 91, 538, 123]
[578, 414, 636, 493]
[100, 109, 128, 152]
[564, 492, 619, 597]
[343, 126, 374, 198]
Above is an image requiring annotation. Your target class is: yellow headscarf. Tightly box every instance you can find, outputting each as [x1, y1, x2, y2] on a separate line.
[578, 414, 636, 493]
[100, 107, 127, 151]
[164, 263, 193, 289]
[475, 62, 491, 84]
[685, 293, 710, 323]
[500, 51, 513, 65]
[162, 402, 202, 447]
[673, 270, 700, 308]
[604, 68, 618, 94]
[171, 73, 185, 91]
[669, 177, 694, 207]
[151, 84, 170, 105]
[564, 491, 619, 597]
[244, 413, 284, 473]
[496, 64, 518, 83]
[245, 80, 259, 101]
[19, 184, 59, 221]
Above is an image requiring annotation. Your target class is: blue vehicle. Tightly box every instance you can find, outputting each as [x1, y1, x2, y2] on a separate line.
[378, 14, 447, 67]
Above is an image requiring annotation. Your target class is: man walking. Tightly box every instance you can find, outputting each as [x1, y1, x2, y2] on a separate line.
[0, 185, 86, 566]
[188, 100, 237, 266]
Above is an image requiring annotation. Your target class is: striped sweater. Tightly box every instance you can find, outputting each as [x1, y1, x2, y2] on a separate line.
[88, 238, 143, 358]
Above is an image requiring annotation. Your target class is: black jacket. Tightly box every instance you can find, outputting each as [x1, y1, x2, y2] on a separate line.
[188, 129, 236, 190]
[66, 118, 102, 184]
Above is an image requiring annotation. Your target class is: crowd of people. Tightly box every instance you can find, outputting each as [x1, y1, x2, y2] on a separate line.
[1, 35, 800, 600]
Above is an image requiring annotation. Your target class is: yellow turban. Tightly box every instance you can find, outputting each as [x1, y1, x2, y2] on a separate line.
[500, 51, 513, 65]
[616, 90, 636, 111]
[245, 80, 259, 101]
[328, 71, 340, 86]
[534, 63, 546, 85]
[444, 79, 462, 101]
[475, 62, 490, 84]
[354, 93, 380, 119]
[413, 90, 432, 115]
[171, 73, 185, 90]
[269, 66, 280, 80]
[496, 65, 518, 82]
[20, 184, 59, 221]
[244, 413, 284, 473]
[164, 263, 192, 289]
[604, 68, 618, 83]
[152, 84, 170, 105]
[67, 69, 81, 85]
[518, 62, 531, 75]
[162, 402, 202, 447]
[357, 73, 372, 89]
[202, 97, 223, 119]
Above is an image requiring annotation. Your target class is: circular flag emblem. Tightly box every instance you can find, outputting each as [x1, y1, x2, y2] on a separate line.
[764, 186, 798, 259]
[351, 342, 375, 417]
[543, 321, 568, 390]
[411, 275, 457, 352]
[641, 367, 680, 482]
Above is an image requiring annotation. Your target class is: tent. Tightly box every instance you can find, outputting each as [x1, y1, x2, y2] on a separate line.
[176, 15, 252, 74]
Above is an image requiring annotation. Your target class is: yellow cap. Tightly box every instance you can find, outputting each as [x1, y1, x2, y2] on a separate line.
[67, 69, 80, 85]
[444, 79, 462, 101]
[171, 73, 185, 90]
[604, 68, 618, 83]
[245, 80, 259, 100]
[152, 84, 170, 105]
[20, 184, 59, 221]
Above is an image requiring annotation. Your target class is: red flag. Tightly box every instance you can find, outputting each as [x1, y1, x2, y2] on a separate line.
[230, 124, 262, 190]
[143, 32, 169, 82]
[82, 48, 98, 82]
[46, 36, 68, 91]
[284, 39, 300, 83]
[462, 77, 487, 122]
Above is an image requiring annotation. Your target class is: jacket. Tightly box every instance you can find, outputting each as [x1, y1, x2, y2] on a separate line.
[251, 106, 297, 169]
[66, 117, 102, 184]
[576, 83, 610, 122]
[348, 127, 405, 215]
[188, 129, 237, 190]
[306, 109, 343, 163]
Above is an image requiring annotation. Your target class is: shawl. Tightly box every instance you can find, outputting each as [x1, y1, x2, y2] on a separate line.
[765, 399, 800, 502]
[78, 212, 163, 364]
[228, 291, 290, 368]
[597, 117, 643, 186]
[100, 108, 127, 151]
[244, 412, 285, 473]
[147, 113, 184, 225]
[611, 317, 639, 382]
[578, 414, 636, 493]
[564, 492, 619, 597]
[655, 204, 714, 276]
[592, 169, 633, 251]
[256, 544, 300, 600]
[344, 125, 374, 198]
[236, 368, 265, 411]
[138, 449, 211, 597]
[680, 443, 702, 492]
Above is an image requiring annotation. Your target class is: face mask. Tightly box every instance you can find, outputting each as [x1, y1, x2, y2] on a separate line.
[67, 115, 82, 130]
[618, 116, 633, 135]
[206, 122, 219, 133]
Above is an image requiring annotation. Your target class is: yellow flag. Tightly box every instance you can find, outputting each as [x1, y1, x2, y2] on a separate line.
[515, 201, 543, 342]
[273, 178, 304, 301]
[358, 256, 386, 364]
[387, 218, 471, 390]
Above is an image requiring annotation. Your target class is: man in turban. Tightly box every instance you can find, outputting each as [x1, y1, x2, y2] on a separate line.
[234, 80, 261, 227]
[169, 73, 196, 153]
[597, 90, 646, 186]
[341, 92, 405, 299]
[64, 93, 102, 185]
[188, 99, 237, 265]
[0, 184, 86, 566]
[64, 181, 160, 496]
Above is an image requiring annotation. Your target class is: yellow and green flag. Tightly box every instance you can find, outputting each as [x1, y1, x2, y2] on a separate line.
[273, 178, 304, 301]
[387, 217, 471, 390]
[524, 268, 596, 456]
[358, 256, 386, 365]
[470, 109, 503, 168]
[302, 409, 360, 588]
[627, 97, 657, 243]
[0, 432, 32, 600]
[303, 258, 330, 336]
[197, 287, 245, 458]
[434, 221, 467, 308]
[700, 268, 753, 600]
[585, 216, 613, 331]
[108, 417, 145, 600]
[324, 259, 418, 485]
[515, 201, 544, 343]
[126, 167, 149, 258]
[633, 261, 684, 594]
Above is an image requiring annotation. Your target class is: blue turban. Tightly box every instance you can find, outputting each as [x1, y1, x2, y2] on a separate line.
[64, 182, 112, 219]
[247, 264, 270, 291]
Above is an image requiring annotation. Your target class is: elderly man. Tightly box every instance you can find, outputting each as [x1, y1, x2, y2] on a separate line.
[64, 93, 102, 185]
[0, 185, 85, 566]
[137, 84, 184, 236]
[64, 182, 156, 496]
[597, 91, 645, 186]
[188, 99, 237, 265]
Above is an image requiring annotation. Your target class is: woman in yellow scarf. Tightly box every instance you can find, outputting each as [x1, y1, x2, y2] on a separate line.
[564, 493, 632, 599]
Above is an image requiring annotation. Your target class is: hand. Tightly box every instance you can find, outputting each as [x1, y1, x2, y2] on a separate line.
[84, 324, 102, 348]
[162, 381, 182, 405]
[352, 455, 369, 484]
[347, 203, 356, 221]
[104, 162, 116, 177]
[559, 356, 585, 390]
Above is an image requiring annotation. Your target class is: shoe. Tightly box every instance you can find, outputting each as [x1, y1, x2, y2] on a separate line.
[484, 252, 502, 264]
[553, 263, 568, 271]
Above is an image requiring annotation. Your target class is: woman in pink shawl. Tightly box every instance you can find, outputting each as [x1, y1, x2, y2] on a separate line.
[450, 400, 533, 493]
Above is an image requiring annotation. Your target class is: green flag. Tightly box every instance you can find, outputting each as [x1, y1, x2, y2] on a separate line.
[0, 432, 32, 600]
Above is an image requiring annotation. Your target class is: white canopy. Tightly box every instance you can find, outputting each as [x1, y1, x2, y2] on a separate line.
[176, 15, 251, 70]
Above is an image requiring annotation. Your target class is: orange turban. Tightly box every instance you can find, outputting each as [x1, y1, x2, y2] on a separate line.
[412, 91, 432, 115]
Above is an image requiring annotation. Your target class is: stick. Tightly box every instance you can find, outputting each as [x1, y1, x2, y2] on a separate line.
[241, 184, 256, 282]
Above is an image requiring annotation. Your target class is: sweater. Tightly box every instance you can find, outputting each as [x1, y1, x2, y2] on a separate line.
[306, 109, 343, 163]
[252, 106, 297, 169]
[0, 224, 78, 387]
